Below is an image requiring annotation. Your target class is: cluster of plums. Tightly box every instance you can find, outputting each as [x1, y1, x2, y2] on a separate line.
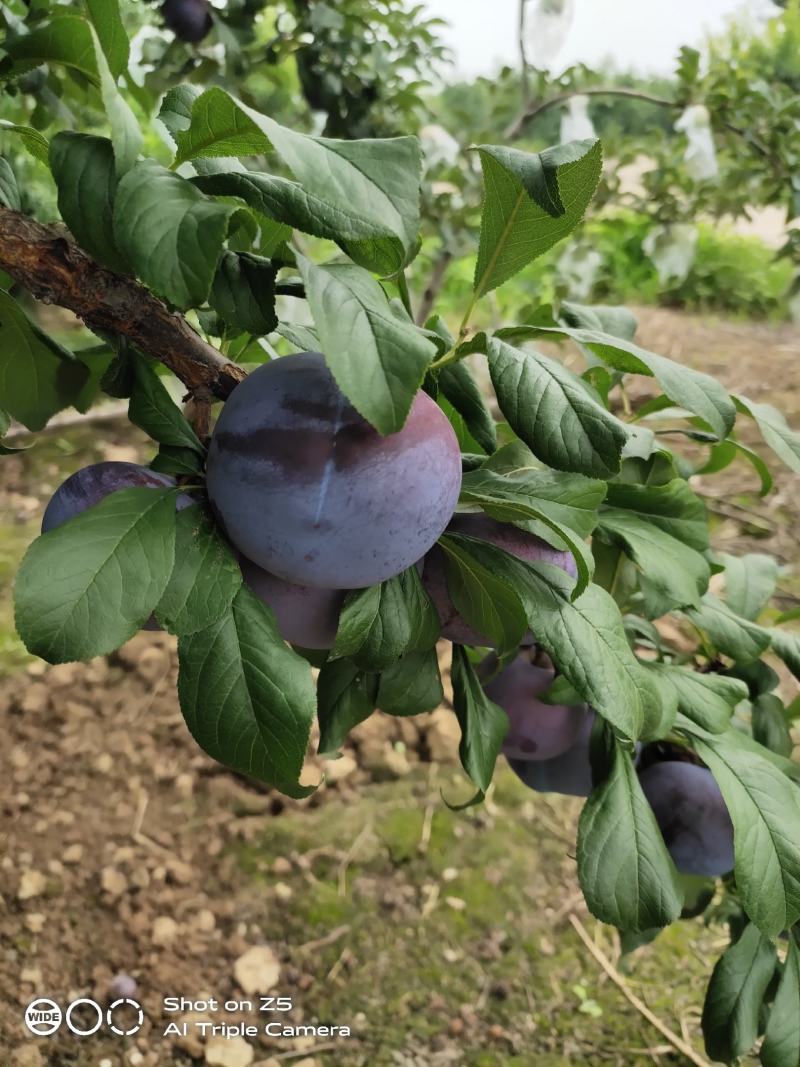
[161, 0, 212, 43]
[41, 351, 734, 879]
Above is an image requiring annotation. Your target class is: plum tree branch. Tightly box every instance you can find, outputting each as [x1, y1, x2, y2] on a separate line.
[0, 206, 247, 402]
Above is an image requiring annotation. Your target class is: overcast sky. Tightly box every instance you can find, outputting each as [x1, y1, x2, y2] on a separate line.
[422, 0, 778, 77]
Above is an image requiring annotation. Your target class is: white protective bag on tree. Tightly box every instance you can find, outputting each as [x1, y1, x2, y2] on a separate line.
[523, 0, 575, 70]
[560, 95, 596, 143]
[674, 104, 719, 182]
[642, 223, 699, 285]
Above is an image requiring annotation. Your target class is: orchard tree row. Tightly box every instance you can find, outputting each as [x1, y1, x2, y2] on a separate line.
[3, 3, 800, 1062]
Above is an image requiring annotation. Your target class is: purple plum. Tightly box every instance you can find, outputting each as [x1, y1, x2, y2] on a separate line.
[479, 649, 588, 761]
[162, 0, 212, 43]
[240, 555, 344, 649]
[423, 513, 577, 645]
[507, 712, 597, 797]
[639, 760, 734, 877]
[205, 352, 462, 589]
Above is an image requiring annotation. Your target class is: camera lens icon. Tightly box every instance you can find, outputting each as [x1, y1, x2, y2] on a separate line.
[24, 998, 62, 1037]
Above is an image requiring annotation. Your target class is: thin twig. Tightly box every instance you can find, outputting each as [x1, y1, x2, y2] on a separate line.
[337, 820, 373, 896]
[415, 248, 453, 326]
[568, 913, 711, 1067]
[297, 924, 351, 954]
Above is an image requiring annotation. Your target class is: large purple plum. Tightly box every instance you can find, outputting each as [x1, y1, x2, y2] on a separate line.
[507, 712, 596, 797]
[162, 0, 212, 42]
[205, 352, 462, 589]
[240, 555, 344, 649]
[42, 461, 190, 533]
[423, 513, 577, 645]
[639, 760, 734, 877]
[479, 650, 588, 761]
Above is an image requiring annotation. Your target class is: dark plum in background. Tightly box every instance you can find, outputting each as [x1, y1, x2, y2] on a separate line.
[423, 513, 578, 645]
[41, 461, 191, 533]
[639, 761, 735, 877]
[161, 0, 212, 43]
[240, 555, 344, 650]
[206, 352, 462, 589]
[507, 712, 597, 797]
[479, 650, 588, 761]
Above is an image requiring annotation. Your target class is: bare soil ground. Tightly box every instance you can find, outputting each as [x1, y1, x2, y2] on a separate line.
[1, 307, 798, 1067]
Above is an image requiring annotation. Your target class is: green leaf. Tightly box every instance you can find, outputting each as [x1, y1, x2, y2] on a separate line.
[317, 659, 376, 755]
[438, 534, 528, 652]
[720, 552, 779, 621]
[155, 504, 242, 636]
[498, 323, 735, 439]
[298, 258, 435, 434]
[0, 157, 20, 210]
[376, 648, 444, 716]
[604, 479, 709, 551]
[88, 22, 141, 177]
[450, 644, 508, 793]
[50, 132, 127, 272]
[3, 15, 98, 84]
[0, 121, 50, 166]
[559, 300, 637, 341]
[149, 445, 204, 478]
[736, 394, 800, 473]
[577, 742, 684, 931]
[333, 566, 440, 671]
[459, 466, 600, 598]
[597, 509, 709, 611]
[114, 161, 237, 309]
[436, 361, 496, 455]
[128, 356, 203, 453]
[0, 289, 89, 430]
[693, 733, 800, 937]
[488, 338, 628, 478]
[685, 594, 772, 663]
[761, 933, 800, 1067]
[753, 694, 794, 758]
[85, 0, 129, 77]
[177, 585, 316, 796]
[157, 84, 201, 141]
[15, 487, 176, 663]
[185, 89, 422, 274]
[767, 629, 800, 684]
[447, 537, 646, 740]
[209, 251, 278, 336]
[474, 139, 602, 296]
[701, 924, 777, 1063]
[697, 438, 773, 497]
[649, 665, 746, 733]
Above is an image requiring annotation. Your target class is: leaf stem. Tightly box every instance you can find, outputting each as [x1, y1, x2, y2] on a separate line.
[396, 271, 414, 320]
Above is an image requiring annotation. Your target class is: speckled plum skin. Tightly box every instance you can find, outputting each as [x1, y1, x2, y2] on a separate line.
[507, 712, 596, 797]
[41, 461, 189, 533]
[240, 555, 344, 649]
[639, 761, 734, 877]
[423, 513, 578, 646]
[206, 352, 462, 589]
[162, 0, 212, 42]
[479, 650, 588, 761]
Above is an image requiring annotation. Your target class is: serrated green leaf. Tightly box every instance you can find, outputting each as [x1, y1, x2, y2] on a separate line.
[761, 933, 800, 1067]
[488, 337, 628, 478]
[298, 258, 435, 434]
[685, 594, 772, 663]
[185, 89, 422, 274]
[437, 360, 496, 455]
[649, 665, 745, 733]
[577, 743, 684, 931]
[451, 644, 508, 793]
[210, 251, 278, 336]
[50, 132, 127, 272]
[114, 161, 237, 308]
[693, 733, 800, 936]
[0, 289, 89, 430]
[317, 659, 376, 755]
[604, 479, 709, 551]
[559, 300, 637, 341]
[0, 157, 20, 210]
[88, 22, 141, 177]
[376, 648, 443, 716]
[438, 533, 528, 652]
[753, 693, 794, 758]
[15, 487, 176, 662]
[474, 139, 602, 296]
[85, 0, 129, 77]
[128, 356, 203, 453]
[155, 504, 241, 635]
[736, 394, 800, 473]
[4, 15, 98, 84]
[767, 629, 800, 683]
[149, 445, 204, 478]
[177, 585, 316, 796]
[702, 924, 776, 1063]
[0, 121, 50, 166]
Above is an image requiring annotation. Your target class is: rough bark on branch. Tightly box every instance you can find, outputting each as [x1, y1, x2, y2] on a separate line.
[0, 207, 247, 401]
